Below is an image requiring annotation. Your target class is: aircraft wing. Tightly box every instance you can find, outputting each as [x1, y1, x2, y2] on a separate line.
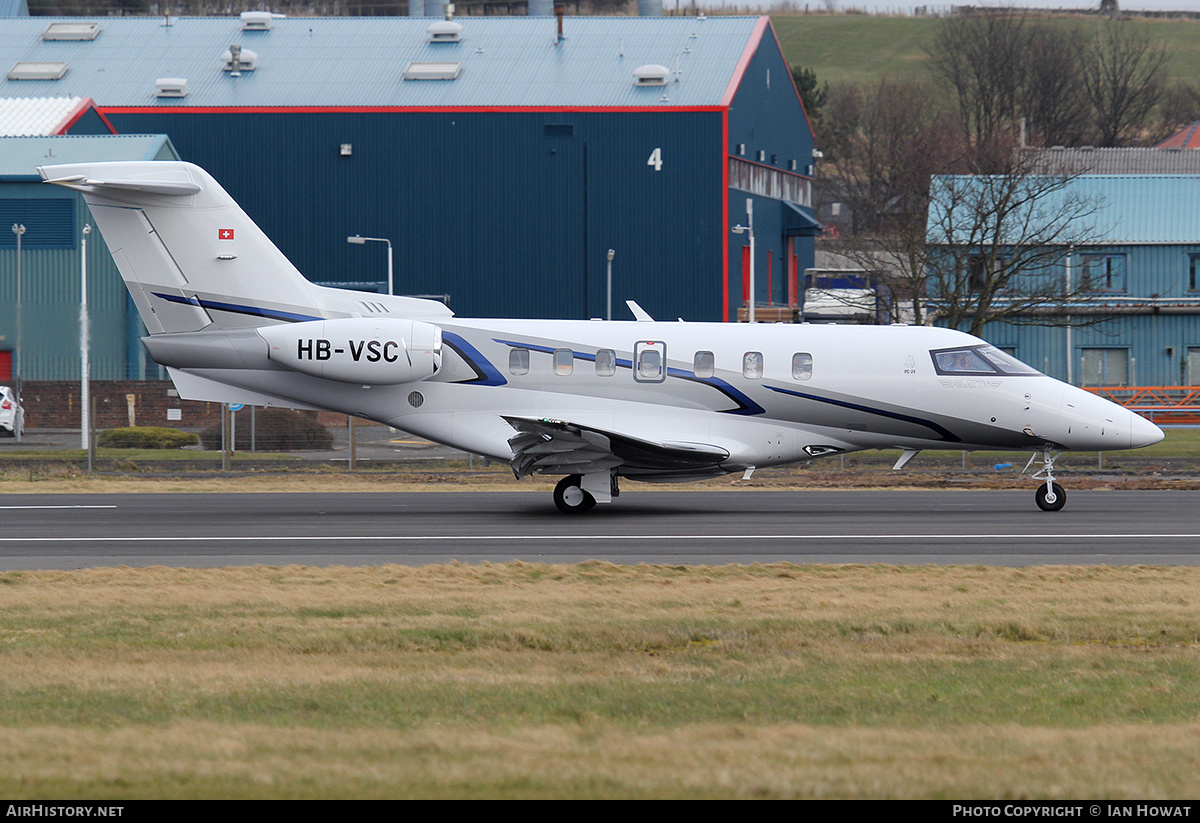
[503, 415, 729, 479]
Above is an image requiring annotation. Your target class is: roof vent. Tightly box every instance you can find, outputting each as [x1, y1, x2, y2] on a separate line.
[155, 77, 188, 98]
[241, 11, 274, 30]
[404, 62, 461, 80]
[633, 64, 670, 87]
[43, 22, 100, 41]
[427, 21, 462, 43]
[7, 62, 68, 80]
[222, 47, 258, 73]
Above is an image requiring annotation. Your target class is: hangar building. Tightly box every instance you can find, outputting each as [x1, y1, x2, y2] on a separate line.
[0, 12, 818, 357]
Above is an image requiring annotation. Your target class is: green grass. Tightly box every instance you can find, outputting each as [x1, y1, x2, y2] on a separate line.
[771, 12, 1200, 88]
[1, 564, 1199, 797]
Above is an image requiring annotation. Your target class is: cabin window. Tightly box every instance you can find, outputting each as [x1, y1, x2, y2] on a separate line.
[742, 351, 763, 379]
[792, 352, 813, 380]
[694, 351, 715, 379]
[595, 349, 616, 377]
[638, 350, 662, 380]
[634, 341, 666, 383]
[553, 348, 574, 376]
[509, 348, 529, 375]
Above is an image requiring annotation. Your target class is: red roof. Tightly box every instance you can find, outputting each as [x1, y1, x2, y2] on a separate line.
[1157, 121, 1200, 149]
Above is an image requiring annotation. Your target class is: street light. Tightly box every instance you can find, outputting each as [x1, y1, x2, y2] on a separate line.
[81, 224, 92, 452]
[606, 249, 615, 321]
[11, 223, 24, 441]
[347, 235, 393, 296]
[731, 198, 755, 323]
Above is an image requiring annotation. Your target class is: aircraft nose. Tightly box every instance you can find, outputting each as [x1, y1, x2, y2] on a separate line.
[1129, 411, 1164, 449]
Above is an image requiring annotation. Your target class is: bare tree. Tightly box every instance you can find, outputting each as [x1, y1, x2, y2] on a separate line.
[923, 152, 1111, 337]
[927, 11, 1032, 171]
[1079, 21, 1170, 147]
[820, 79, 957, 237]
[927, 12, 1172, 155]
[1019, 24, 1091, 148]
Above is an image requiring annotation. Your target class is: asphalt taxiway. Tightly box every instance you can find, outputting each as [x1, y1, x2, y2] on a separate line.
[0, 489, 1196, 570]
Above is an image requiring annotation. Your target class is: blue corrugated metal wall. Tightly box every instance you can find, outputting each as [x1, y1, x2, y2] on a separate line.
[0, 186, 137, 381]
[106, 109, 730, 323]
[726, 24, 817, 310]
[971, 244, 1200, 386]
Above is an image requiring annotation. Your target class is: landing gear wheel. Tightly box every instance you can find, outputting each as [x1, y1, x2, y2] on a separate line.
[554, 474, 596, 514]
[1035, 482, 1066, 512]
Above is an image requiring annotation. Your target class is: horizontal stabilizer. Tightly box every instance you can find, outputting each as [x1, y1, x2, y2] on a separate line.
[41, 173, 201, 196]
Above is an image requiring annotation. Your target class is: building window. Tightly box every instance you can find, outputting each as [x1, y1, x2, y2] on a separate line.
[509, 349, 529, 375]
[694, 351, 714, 379]
[1080, 253, 1127, 293]
[1081, 348, 1129, 386]
[1188, 347, 1200, 386]
[1189, 255, 1200, 292]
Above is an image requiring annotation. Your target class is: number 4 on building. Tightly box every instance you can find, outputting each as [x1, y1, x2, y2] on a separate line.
[647, 147, 662, 171]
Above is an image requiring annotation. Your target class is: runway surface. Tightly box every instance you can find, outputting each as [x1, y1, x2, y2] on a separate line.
[0, 489, 1197, 570]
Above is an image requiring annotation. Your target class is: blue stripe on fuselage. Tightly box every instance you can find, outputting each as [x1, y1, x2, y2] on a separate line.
[766, 385, 961, 443]
[442, 331, 507, 386]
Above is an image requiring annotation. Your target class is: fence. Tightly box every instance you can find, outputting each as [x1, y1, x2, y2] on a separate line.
[0, 379, 472, 469]
[1083, 386, 1200, 425]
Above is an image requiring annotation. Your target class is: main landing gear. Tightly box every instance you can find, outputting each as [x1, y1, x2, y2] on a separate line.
[552, 471, 619, 514]
[554, 474, 596, 514]
[1027, 448, 1066, 512]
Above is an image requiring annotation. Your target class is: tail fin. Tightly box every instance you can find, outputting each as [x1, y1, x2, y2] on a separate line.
[39, 161, 328, 334]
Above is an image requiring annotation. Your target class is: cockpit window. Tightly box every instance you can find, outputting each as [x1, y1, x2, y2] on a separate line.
[976, 345, 1041, 376]
[931, 345, 1041, 376]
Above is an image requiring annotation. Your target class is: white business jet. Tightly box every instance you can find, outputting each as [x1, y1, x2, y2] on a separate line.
[40, 162, 1164, 513]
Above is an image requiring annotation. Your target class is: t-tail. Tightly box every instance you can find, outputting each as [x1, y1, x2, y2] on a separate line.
[37, 161, 450, 333]
[38, 161, 448, 408]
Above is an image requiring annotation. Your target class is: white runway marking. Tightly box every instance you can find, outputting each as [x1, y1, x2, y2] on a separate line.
[0, 505, 117, 510]
[1, 533, 1198, 543]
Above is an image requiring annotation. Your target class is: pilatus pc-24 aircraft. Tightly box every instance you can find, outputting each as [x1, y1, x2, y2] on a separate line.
[41, 161, 1164, 513]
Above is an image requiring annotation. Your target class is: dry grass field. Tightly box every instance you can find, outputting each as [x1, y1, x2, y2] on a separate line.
[1, 562, 1198, 798]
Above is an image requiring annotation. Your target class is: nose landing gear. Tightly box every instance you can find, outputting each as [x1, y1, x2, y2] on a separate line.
[1026, 448, 1067, 512]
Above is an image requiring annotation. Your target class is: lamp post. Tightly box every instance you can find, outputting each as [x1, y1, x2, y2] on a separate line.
[11, 223, 24, 441]
[347, 235, 393, 296]
[81, 224, 92, 451]
[606, 249, 615, 321]
[732, 198, 755, 323]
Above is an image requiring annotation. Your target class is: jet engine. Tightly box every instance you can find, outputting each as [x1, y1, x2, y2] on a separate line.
[257, 317, 441, 384]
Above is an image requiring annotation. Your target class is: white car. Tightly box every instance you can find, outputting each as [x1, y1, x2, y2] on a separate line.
[0, 386, 23, 437]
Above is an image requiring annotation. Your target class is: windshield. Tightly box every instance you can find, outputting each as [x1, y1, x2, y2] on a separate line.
[931, 345, 1041, 376]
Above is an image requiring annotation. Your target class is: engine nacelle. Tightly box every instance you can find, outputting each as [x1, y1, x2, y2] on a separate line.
[258, 318, 441, 384]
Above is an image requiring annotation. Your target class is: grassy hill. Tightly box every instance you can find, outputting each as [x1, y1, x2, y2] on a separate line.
[770, 12, 1200, 88]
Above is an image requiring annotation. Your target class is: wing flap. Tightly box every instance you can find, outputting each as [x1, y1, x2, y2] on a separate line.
[503, 416, 729, 479]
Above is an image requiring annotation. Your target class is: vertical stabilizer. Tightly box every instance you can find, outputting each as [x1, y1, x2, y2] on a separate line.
[39, 161, 325, 333]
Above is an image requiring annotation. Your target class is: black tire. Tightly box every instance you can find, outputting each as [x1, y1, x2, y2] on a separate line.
[553, 474, 596, 514]
[1035, 482, 1066, 512]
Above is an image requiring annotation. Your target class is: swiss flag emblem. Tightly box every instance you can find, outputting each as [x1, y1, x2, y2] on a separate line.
[218, 228, 235, 240]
